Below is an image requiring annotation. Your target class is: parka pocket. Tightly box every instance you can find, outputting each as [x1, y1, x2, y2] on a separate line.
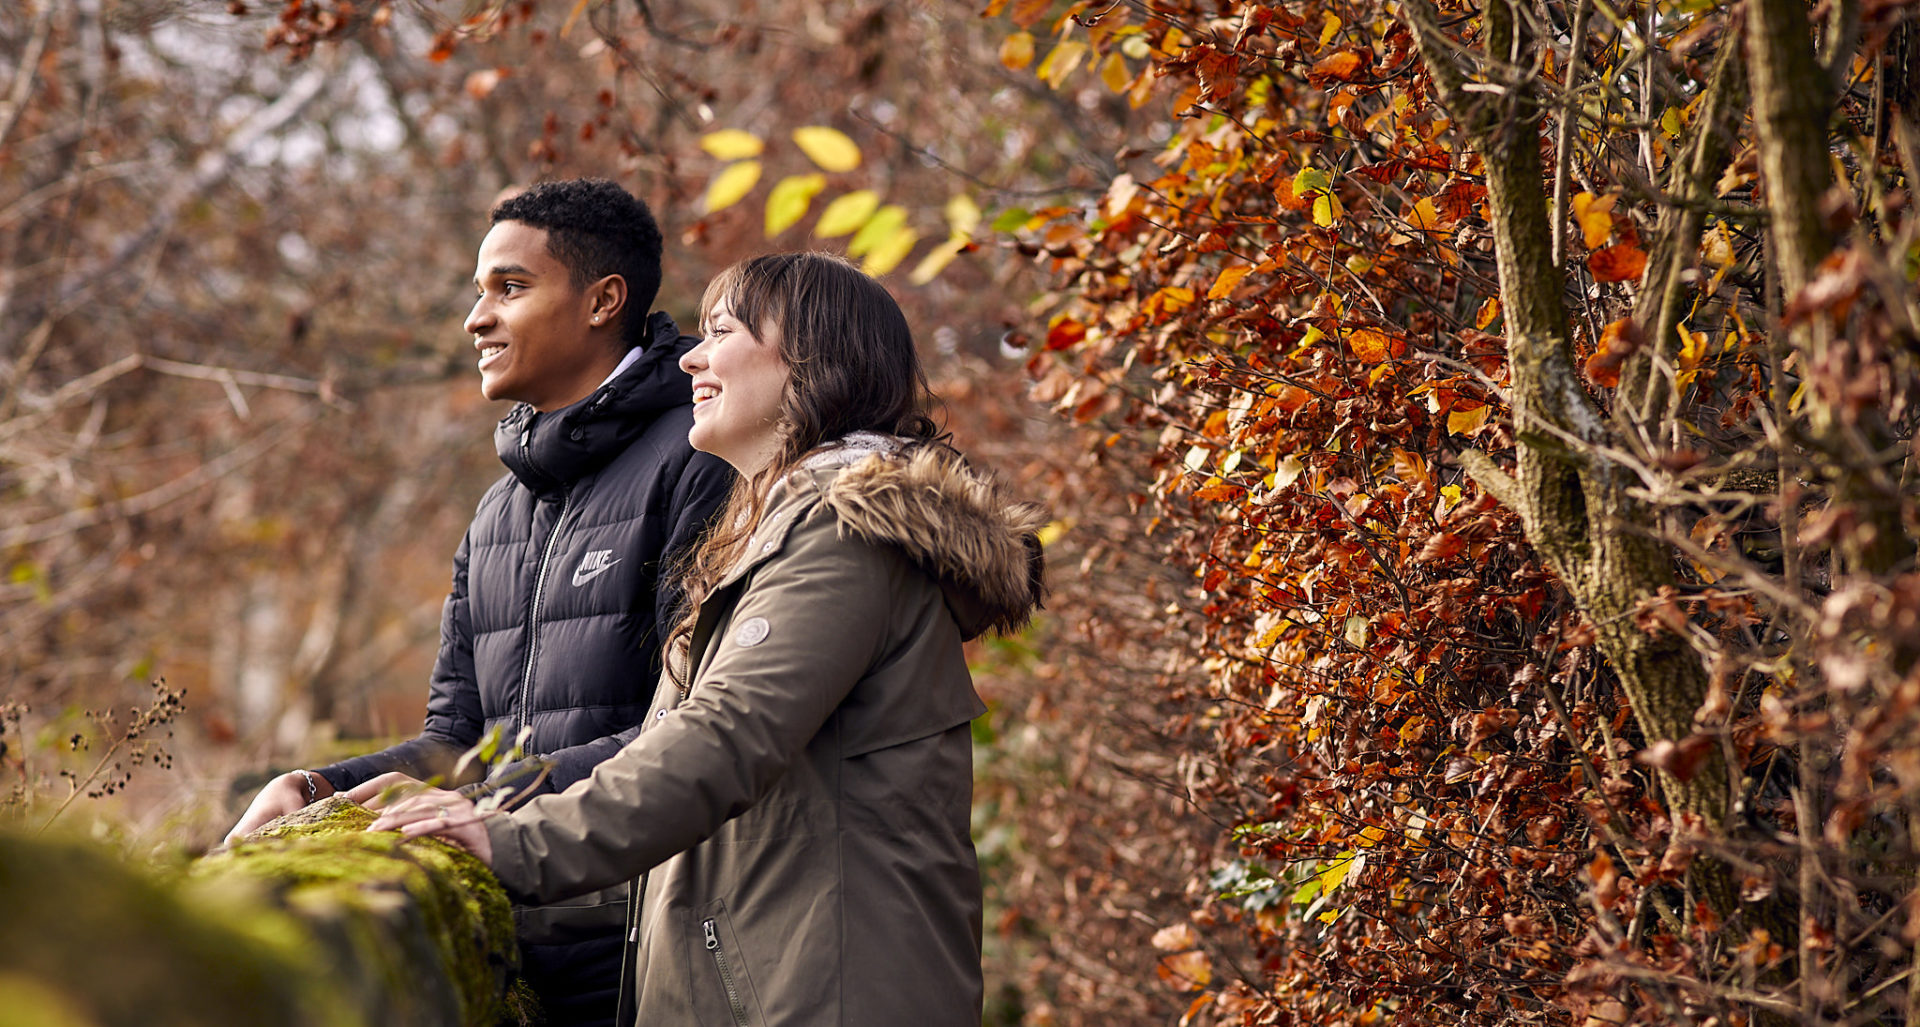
[688, 900, 763, 1027]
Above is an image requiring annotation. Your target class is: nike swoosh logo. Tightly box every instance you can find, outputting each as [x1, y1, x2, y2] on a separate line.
[571, 559, 620, 587]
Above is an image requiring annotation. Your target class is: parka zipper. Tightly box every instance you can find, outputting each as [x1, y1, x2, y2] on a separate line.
[703, 918, 752, 1027]
[515, 480, 572, 740]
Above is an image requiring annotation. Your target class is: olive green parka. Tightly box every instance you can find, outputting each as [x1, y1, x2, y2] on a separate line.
[482, 439, 1046, 1026]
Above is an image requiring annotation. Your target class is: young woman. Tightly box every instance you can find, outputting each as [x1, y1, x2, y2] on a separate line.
[365, 251, 1046, 1025]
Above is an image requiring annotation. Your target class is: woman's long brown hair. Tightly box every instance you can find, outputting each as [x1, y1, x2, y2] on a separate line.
[665, 252, 938, 682]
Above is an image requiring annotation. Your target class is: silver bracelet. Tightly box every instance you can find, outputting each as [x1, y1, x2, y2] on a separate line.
[294, 768, 321, 803]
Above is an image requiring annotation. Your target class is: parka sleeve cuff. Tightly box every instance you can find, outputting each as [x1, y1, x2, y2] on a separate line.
[482, 814, 539, 904]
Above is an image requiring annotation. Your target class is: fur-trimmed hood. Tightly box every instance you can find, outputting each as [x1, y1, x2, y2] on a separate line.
[812, 443, 1048, 640]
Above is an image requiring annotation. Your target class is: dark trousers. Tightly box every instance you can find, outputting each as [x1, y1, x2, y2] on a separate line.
[520, 932, 625, 1027]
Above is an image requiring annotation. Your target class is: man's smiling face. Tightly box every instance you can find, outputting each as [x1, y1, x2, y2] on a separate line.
[465, 220, 612, 411]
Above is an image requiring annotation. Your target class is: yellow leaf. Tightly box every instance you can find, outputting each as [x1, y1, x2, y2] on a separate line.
[791, 126, 861, 173]
[1407, 196, 1441, 233]
[763, 173, 826, 237]
[1318, 852, 1357, 895]
[1319, 12, 1342, 45]
[1000, 31, 1036, 71]
[702, 161, 762, 214]
[1313, 190, 1343, 227]
[908, 233, 970, 285]
[1346, 254, 1372, 274]
[1100, 52, 1129, 92]
[944, 194, 982, 237]
[1447, 404, 1490, 435]
[699, 129, 764, 160]
[1035, 519, 1070, 547]
[814, 190, 882, 238]
[1207, 265, 1251, 300]
[847, 204, 909, 257]
[860, 226, 919, 276]
[1121, 33, 1151, 60]
[1037, 39, 1090, 88]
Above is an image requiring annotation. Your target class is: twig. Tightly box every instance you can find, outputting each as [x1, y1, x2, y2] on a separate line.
[1551, 0, 1592, 269]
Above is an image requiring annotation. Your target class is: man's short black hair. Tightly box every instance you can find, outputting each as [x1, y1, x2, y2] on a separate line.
[491, 179, 664, 350]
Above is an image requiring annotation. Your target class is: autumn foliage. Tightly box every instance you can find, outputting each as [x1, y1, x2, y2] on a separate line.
[994, 0, 1920, 1023]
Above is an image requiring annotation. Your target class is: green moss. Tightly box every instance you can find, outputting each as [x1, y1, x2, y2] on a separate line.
[1, 795, 522, 1027]
[198, 795, 518, 1026]
[0, 832, 350, 1027]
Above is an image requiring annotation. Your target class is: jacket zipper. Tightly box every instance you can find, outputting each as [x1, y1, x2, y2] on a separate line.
[515, 483, 572, 740]
[703, 918, 752, 1027]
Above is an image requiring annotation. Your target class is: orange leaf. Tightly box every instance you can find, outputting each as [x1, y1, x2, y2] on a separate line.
[1348, 329, 1398, 364]
[1570, 191, 1617, 250]
[1308, 50, 1364, 83]
[1208, 266, 1251, 300]
[1008, 0, 1051, 28]
[1588, 242, 1649, 283]
[1584, 350, 1622, 387]
[1197, 50, 1240, 101]
[1157, 948, 1213, 990]
[1474, 296, 1501, 329]
[1416, 531, 1465, 563]
[1192, 480, 1246, 502]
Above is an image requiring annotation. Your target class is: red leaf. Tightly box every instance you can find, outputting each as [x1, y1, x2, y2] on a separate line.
[1045, 317, 1088, 350]
[1587, 242, 1649, 283]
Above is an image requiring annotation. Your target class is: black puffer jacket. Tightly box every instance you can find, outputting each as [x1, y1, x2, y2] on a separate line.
[318, 312, 733, 802]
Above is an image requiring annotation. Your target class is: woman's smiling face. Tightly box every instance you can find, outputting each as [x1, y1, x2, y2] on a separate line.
[679, 301, 791, 474]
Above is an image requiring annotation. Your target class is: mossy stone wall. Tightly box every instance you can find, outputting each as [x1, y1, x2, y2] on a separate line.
[0, 796, 531, 1027]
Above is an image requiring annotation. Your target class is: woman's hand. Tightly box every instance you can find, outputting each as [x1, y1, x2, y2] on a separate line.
[354, 772, 493, 864]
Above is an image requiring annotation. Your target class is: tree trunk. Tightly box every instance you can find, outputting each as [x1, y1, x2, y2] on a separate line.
[1402, 0, 1730, 877]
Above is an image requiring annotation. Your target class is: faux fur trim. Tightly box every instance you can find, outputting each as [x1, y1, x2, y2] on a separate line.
[820, 446, 1048, 638]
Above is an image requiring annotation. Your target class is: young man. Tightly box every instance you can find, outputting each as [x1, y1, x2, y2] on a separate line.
[227, 179, 732, 1024]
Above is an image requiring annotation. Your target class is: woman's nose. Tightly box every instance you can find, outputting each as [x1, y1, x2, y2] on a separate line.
[679, 338, 710, 374]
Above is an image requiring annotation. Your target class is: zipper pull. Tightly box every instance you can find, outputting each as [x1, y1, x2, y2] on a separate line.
[703, 918, 719, 950]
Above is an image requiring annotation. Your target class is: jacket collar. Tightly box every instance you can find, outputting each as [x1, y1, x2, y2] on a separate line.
[715, 439, 1048, 640]
[495, 311, 696, 497]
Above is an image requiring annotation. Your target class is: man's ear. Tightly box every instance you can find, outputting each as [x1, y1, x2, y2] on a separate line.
[588, 274, 627, 326]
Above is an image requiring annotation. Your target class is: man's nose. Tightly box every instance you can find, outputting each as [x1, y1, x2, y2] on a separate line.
[464, 298, 492, 337]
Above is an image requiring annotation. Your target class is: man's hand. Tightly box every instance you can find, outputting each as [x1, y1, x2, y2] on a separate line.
[358, 772, 493, 864]
[224, 770, 334, 846]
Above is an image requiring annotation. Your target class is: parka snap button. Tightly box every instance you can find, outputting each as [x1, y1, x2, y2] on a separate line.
[655, 709, 668, 720]
[760, 540, 775, 553]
